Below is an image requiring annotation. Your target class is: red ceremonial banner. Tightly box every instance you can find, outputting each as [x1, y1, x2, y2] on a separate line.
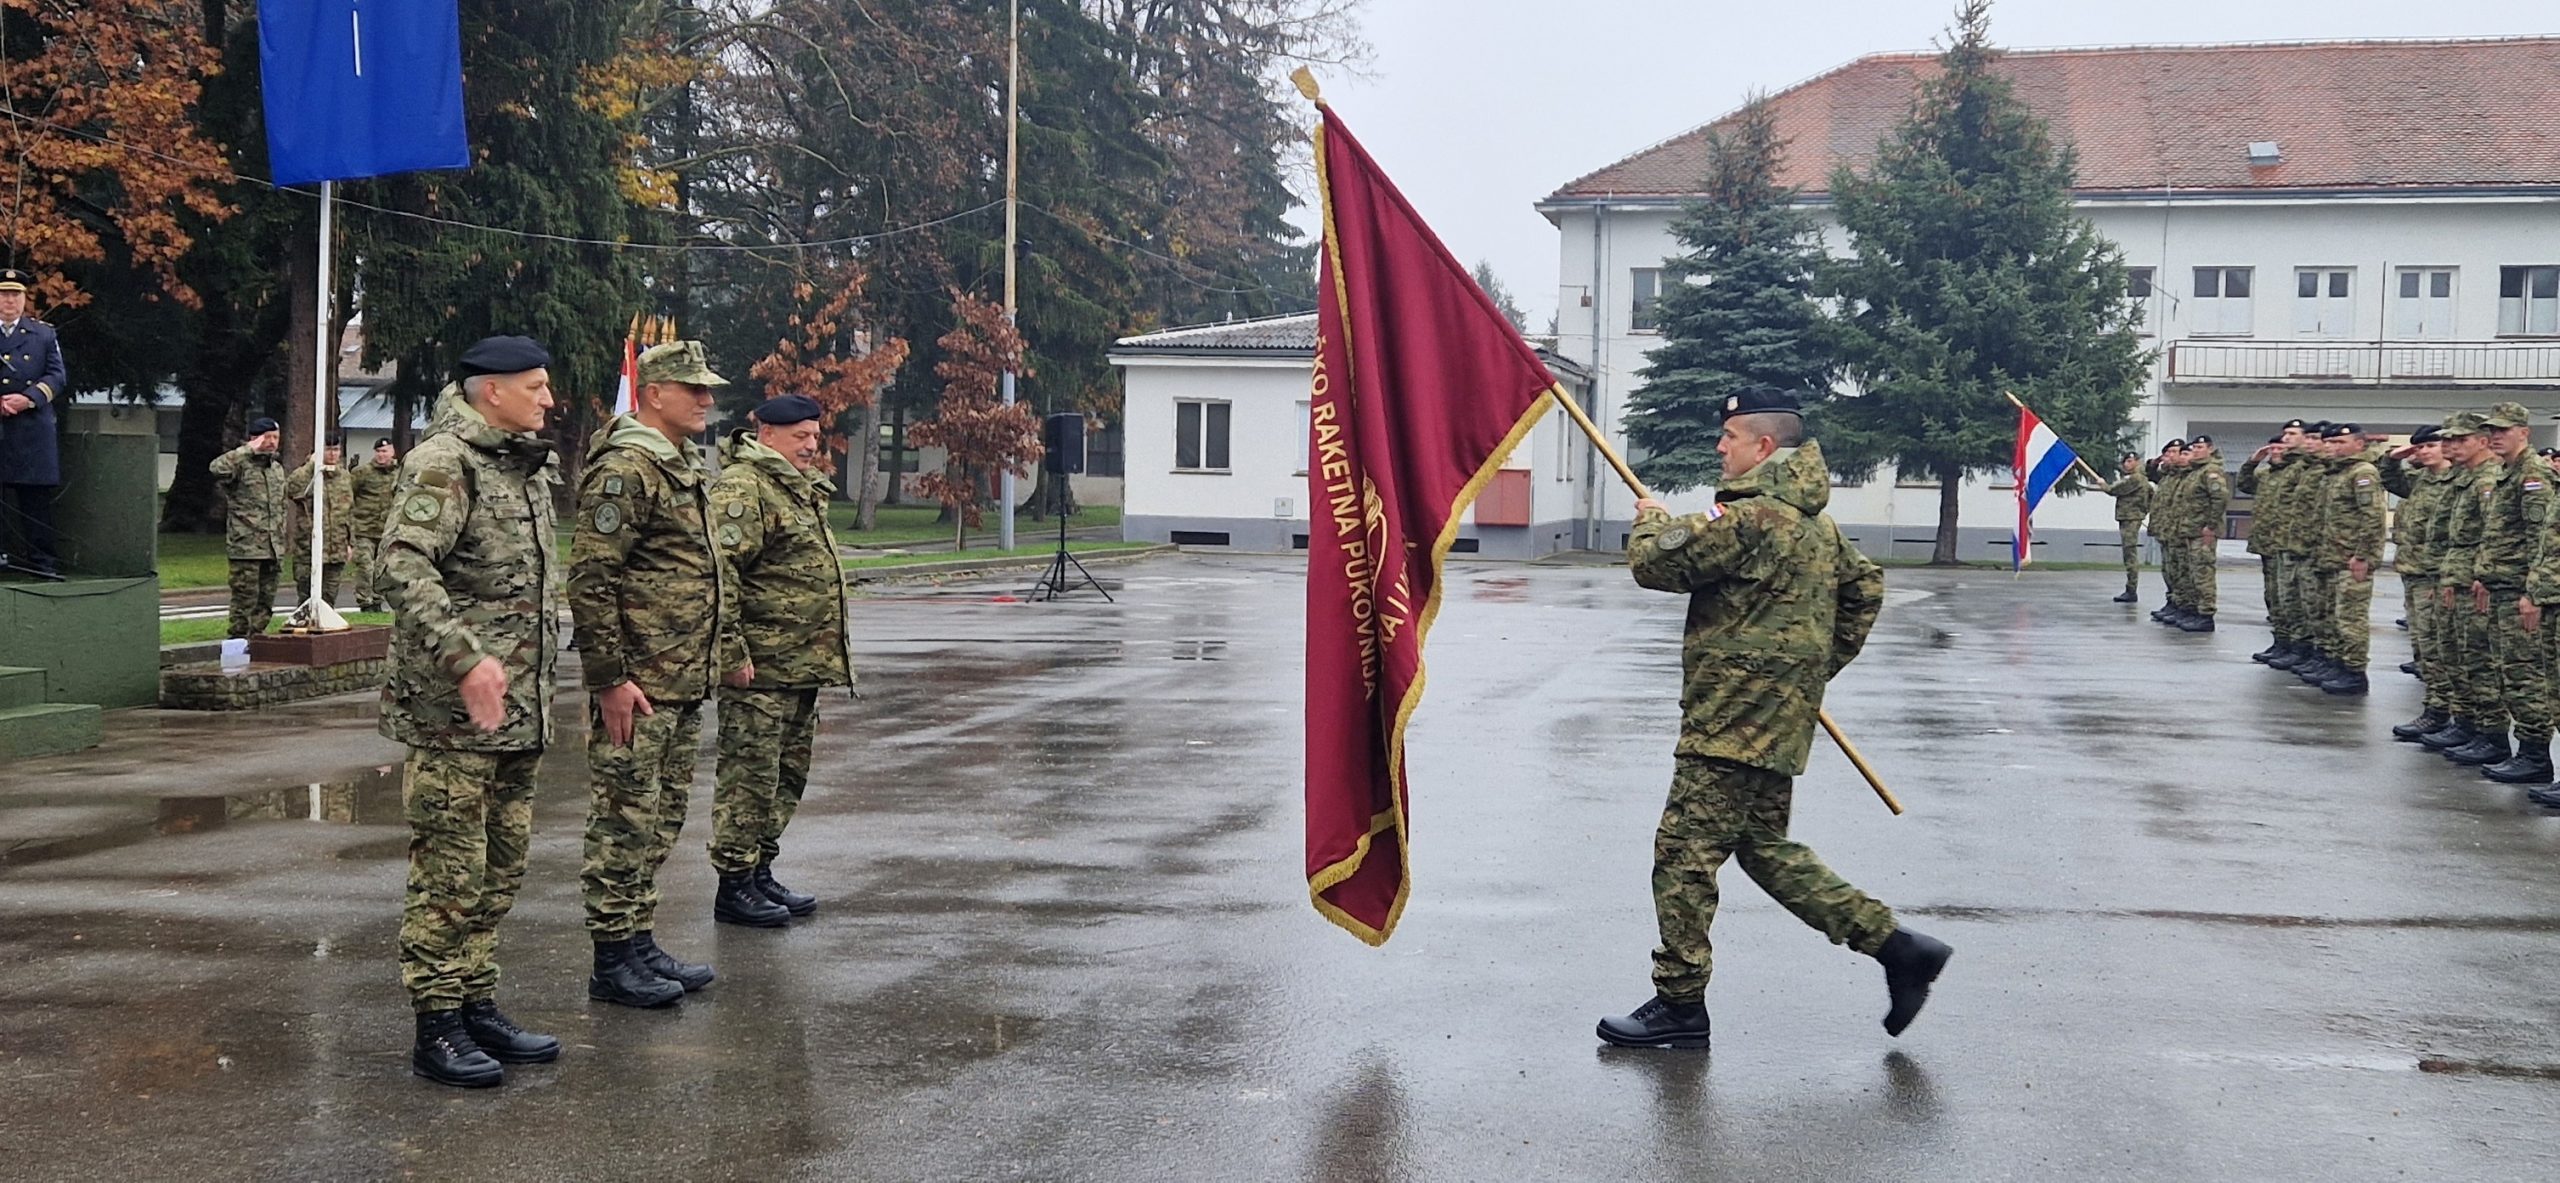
[1304, 103, 1564, 944]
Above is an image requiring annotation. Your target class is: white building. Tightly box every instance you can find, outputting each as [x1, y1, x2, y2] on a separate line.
[1542, 36, 2560, 562]
[1110, 314, 1595, 557]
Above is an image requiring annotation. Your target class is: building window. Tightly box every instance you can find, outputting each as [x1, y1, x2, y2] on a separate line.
[1174, 399, 1230, 471]
[1630, 268, 1667, 333]
[2393, 268, 2456, 340]
[2291, 268, 2354, 338]
[2192, 267, 2254, 336]
[2127, 267, 2154, 325]
[2499, 266, 2560, 336]
[1086, 417, 1125, 477]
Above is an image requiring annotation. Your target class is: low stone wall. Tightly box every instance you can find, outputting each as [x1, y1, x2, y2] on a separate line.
[160, 658, 387, 711]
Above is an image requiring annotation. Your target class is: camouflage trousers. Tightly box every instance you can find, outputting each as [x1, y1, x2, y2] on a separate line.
[2331, 569, 2376, 671]
[2440, 587, 2491, 723]
[348, 537, 385, 610]
[400, 746, 540, 1012]
[2156, 531, 2185, 607]
[2280, 555, 2321, 645]
[226, 558, 278, 638]
[294, 559, 345, 609]
[2405, 576, 2445, 710]
[710, 687, 820, 875]
[2490, 593, 2554, 743]
[2118, 522, 2142, 591]
[581, 698, 705, 938]
[2302, 566, 2339, 653]
[1650, 756, 1897, 1004]
[2183, 537, 2219, 615]
[2258, 554, 2286, 634]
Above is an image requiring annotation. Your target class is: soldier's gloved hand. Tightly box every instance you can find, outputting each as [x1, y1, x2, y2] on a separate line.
[460, 657, 509, 733]
[597, 680, 654, 747]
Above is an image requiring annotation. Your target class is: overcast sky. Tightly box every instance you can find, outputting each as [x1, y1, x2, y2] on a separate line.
[1298, 0, 2552, 325]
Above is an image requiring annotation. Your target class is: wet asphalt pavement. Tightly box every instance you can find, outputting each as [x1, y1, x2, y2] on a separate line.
[4, 554, 2559, 1181]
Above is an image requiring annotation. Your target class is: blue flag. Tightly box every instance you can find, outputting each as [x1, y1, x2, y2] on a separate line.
[258, 0, 469, 185]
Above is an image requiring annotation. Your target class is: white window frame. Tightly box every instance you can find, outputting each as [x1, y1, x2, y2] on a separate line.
[2499, 265, 2560, 337]
[2393, 267, 2457, 339]
[2291, 267, 2355, 338]
[2192, 266, 2255, 337]
[1173, 398, 1232, 473]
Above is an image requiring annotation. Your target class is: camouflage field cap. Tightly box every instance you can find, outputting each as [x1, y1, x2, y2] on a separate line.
[2481, 401, 2532, 429]
[2438, 411, 2487, 438]
[637, 340, 728, 387]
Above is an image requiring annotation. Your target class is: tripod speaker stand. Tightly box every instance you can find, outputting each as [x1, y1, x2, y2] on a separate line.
[1031, 412, 1111, 602]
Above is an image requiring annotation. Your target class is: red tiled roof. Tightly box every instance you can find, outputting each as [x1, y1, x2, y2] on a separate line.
[1547, 37, 2560, 201]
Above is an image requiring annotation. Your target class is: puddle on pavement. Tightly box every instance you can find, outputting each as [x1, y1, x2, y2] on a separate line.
[0, 766, 405, 871]
[2418, 1058, 2560, 1081]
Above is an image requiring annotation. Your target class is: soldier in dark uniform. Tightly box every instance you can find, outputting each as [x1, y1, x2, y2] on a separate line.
[0, 269, 69, 576]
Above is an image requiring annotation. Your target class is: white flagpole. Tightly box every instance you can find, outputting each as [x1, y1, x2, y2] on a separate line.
[303, 180, 346, 629]
[998, 0, 1020, 552]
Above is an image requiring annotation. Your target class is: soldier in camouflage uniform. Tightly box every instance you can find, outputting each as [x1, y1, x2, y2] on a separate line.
[1596, 387, 1951, 1051]
[709, 395, 853, 927]
[2384, 428, 2454, 737]
[2170, 434, 2231, 632]
[2421, 413, 2501, 756]
[2104, 453, 2150, 602]
[2237, 420, 2307, 661]
[2470, 403, 2555, 783]
[2147, 440, 2189, 621]
[287, 435, 354, 607]
[571, 340, 749, 1009]
[2521, 420, 2560, 804]
[374, 337, 565, 1088]
[348, 438, 402, 611]
[2266, 424, 2333, 672]
[207, 416, 290, 638]
[2304, 423, 2386, 696]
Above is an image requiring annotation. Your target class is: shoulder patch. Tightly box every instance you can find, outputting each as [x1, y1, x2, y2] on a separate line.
[416, 469, 452, 489]
[1656, 525, 1692, 551]
[718, 523, 743, 547]
[604, 475, 624, 496]
[593, 502, 624, 535]
[2528, 480, 2547, 492]
[2355, 477, 2373, 487]
[400, 492, 444, 524]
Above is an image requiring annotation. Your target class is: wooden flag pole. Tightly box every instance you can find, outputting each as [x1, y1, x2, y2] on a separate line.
[1547, 386, 1905, 816]
[2003, 391, 2112, 487]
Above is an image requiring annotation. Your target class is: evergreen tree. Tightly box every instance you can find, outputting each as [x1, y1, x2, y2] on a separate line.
[1471, 261, 1528, 333]
[1621, 96, 1831, 493]
[1820, 1, 2150, 564]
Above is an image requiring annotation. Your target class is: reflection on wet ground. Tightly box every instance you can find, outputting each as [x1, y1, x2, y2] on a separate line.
[1, 555, 2556, 1180]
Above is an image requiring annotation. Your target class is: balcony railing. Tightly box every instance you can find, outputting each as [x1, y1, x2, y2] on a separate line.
[2166, 339, 2560, 386]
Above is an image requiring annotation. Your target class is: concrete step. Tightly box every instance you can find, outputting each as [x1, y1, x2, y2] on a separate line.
[0, 701, 101, 760]
[0, 665, 45, 711]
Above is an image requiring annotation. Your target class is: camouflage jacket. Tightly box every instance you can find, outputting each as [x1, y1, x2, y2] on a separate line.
[374, 398, 563, 753]
[1628, 440, 1884, 777]
[2473, 451, 2556, 590]
[286, 460, 355, 562]
[712, 432, 854, 690]
[2435, 459, 2502, 588]
[2179, 460, 2232, 537]
[569, 414, 746, 702]
[2389, 464, 2458, 578]
[349, 459, 402, 540]
[2313, 454, 2386, 569]
[2104, 473, 2151, 524]
[2144, 466, 2184, 535]
[2235, 454, 2281, 555]
[207, 442, 292, 560]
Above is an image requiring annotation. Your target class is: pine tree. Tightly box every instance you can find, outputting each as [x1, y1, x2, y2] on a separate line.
[1820, 0, 2151, 564]
[1471, 261, 1528, 333]
[1620, 97, 1832, 494]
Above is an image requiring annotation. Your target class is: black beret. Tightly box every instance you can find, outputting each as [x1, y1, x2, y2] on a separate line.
[1719, 386, 1801, 418]
[247, 416, 279, 435]
[2267, 434, 2284, 444]
[752, 393, 825, 426]
[2410, 426, 2441, 445]
[2188, 433, 2214, 446]
[2306, 420, 2332, 433]
[325, 432, 343, 447]
[2163, 439, 2187, 451]
[458, 335, 552, 377]
[2280, 418, 2307, 430]
[2322, 422, 2359, 438]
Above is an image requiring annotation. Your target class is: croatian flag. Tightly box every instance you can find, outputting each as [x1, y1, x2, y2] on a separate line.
[2014, 406, 2080, 570]
[611, 335, 638, 416]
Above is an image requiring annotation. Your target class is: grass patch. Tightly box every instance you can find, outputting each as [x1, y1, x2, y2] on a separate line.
[162, 611, 392, 647]
[842, 541, 1153, 571]
[156, 532, 232, 589]
[827, 503, 1121, 546]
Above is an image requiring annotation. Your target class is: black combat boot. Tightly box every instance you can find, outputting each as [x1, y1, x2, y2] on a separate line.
[2289, 652, 2330, 682]
[2251, 637, 2286, 663]
[412, 1009, 504, 1088]
[2420, 716, 2477, 750]
[2265, 641, 2305, 671]
[2150, 605, 2170, 622]
[2177, 613, 2215, 633]
[755, 864, 818, 917]
[629, 930, 715, 991]
[588, 938, 685, 1008]
[2318, 667, 2369, 696]
[459, 1000, 559, 1064]
[1595, 996, 1713, 1049]
[2400, 660, 2420, 676]
[714, 873, 791, 928]
[2483, 740, 2553, 784]
[2393, 708, 2450, 741]
[2525, 782, 2560, 808]
[1874, 928, 1955, 1037]
[2113, 587, 2138, 604]
[2447, 731, 2512, 766]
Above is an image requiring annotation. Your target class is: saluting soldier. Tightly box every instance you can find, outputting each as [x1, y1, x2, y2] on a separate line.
[2421, 413, 2500, 756]
[2104, 453, 2150, 603]
[2385, 427, 2455, 737]
[374, 337, 565, 1088]
[2173, 434, 2230, 632]
[2305, 424, 2386, 696]
[0, 268, 67, 575]
[2148, 440, 2189, 622]
[287, 435, 354, 607]
[2267, 424, 2331, 672]
[2237, 420, 2306, 661]
[570, 340, 749, 1009]
[208, 416, 291, 638]
[708, 394, 854, 928]
[1597, 386, 1950, 1051]
[2471, 404, 2555, 784]
[348, 438, 403, 611]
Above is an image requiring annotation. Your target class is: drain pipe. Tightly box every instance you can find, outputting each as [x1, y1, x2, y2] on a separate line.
[1586, 199, 1608, 548]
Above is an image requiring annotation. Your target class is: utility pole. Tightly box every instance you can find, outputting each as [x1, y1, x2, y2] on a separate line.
[999, 0, 1021, 551]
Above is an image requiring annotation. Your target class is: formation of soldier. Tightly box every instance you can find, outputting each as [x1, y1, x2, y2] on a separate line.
[2111, 402, 2560, 808]
[328, 335, 856, 1088]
